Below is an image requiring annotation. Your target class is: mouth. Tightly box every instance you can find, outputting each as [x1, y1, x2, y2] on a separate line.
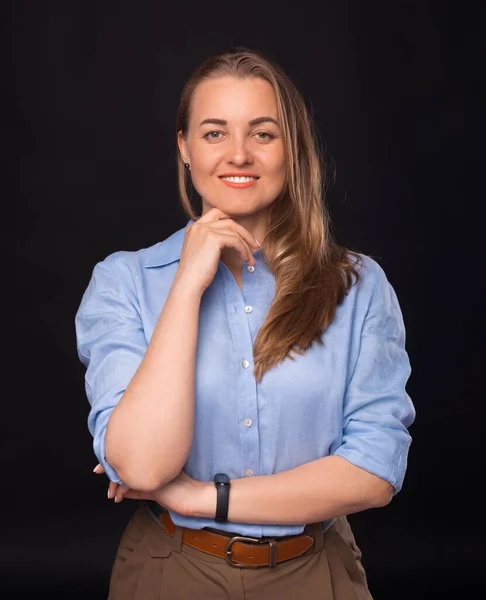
[218, 174, 259, 188]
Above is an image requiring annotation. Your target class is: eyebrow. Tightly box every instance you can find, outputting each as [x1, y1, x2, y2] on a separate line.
[199, 116, 279, 127]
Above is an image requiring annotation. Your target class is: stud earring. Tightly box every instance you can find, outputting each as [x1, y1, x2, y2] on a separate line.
[184, 163, 190, 170]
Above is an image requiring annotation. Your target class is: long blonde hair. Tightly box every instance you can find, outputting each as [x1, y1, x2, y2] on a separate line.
[176, 47, 363, 383]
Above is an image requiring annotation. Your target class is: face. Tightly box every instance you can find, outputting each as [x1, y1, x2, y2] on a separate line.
[178, 76, 286, 219]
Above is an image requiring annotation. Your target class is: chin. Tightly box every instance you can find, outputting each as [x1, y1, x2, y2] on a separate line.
[204, 200, 259, 216]
[224, 206, 263, 218]
[202, 191, 275, 216]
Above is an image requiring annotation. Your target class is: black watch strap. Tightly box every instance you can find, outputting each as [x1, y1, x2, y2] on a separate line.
[213, 473, 230, 522]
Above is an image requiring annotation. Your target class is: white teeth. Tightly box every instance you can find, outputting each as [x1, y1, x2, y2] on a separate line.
[221, 176, 257, 183]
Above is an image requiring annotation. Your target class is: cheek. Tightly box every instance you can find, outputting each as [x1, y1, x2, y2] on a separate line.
[263, 146, 286, 175]
[193, 144, 224, 171]
[268, 156, 286, 182]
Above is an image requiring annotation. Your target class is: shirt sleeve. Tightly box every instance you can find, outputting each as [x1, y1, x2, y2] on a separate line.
[74, 253, 147, 485]
[332, 262, 416, 495]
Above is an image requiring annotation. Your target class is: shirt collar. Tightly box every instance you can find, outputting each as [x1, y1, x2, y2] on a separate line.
[143, 219, 194, 268]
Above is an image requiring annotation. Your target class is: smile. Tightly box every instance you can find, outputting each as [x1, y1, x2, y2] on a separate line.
[219, 176, 259, 188]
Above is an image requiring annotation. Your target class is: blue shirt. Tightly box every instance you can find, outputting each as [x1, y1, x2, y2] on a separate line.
[75, 219, 416, 537]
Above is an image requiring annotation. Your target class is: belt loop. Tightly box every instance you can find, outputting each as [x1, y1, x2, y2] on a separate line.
[311, 522, 324, 553]
[171, 523, 184, 554]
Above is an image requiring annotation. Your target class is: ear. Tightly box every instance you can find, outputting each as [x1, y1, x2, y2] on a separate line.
[177, 130, 189, 164]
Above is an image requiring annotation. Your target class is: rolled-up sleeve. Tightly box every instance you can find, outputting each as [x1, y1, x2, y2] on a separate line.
[75, 253, 147, 484]
[333, 263, 416, 495]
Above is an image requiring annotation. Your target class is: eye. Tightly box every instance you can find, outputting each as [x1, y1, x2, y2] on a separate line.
[203, 131, 224, 141]
[255, 132, 275, 140]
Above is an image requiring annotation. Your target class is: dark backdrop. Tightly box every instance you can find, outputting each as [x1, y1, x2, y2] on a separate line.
[3, 1, 483, 598]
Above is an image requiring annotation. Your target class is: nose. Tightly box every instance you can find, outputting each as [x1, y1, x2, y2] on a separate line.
[225, 134, 253, 166]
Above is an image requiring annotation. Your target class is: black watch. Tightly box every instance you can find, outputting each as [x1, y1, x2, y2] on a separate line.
[213, 473, 230, 522]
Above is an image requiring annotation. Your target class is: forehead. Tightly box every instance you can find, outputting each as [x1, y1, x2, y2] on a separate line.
[190, 76, 278, 123]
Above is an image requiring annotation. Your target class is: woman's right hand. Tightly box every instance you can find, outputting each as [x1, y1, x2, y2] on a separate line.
[173, 208, 261, 295]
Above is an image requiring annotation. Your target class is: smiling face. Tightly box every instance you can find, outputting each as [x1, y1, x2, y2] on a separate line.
[178, 76, 286, 220]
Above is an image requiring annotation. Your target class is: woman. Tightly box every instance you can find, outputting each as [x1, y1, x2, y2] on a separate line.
[75, 47, 416, 599]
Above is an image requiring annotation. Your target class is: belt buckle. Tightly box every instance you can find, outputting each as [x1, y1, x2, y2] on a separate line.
[225, 535, 278, 568]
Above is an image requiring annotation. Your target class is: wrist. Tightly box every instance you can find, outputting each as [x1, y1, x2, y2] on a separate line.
[189, 481, 217, 519]
[171, 272, 205, 300]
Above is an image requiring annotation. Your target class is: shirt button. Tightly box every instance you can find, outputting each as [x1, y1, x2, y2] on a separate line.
[244, 418, 253, 427]
[241, 359, 250, 369]
[245, 468, 254, 476]
[247, 265, 255, 273]
[244, 305, 253, 314]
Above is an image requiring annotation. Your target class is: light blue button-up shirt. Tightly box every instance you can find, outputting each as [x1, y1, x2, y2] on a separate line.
[75, 219, 416, 537]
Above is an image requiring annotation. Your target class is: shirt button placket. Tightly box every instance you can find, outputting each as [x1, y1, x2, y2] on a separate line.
[240, 260, 258, 483]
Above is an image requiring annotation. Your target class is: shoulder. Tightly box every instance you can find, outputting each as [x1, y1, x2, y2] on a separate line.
[345, 251, 405, 335]
[340, 251, 399, 322]
[76, 224, 189, 322]
[347, 251, 388, 295]
[91, 224, 186, 285]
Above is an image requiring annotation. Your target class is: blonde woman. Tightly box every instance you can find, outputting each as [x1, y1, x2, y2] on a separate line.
[75, 47, 416, 599]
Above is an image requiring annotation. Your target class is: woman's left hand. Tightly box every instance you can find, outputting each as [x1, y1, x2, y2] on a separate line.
[93, 463, 205, 515]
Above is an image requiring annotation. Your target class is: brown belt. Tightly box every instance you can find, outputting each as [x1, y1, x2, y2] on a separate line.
[159, 510, 315, 568]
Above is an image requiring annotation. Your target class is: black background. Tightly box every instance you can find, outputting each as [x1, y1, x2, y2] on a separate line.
[3, 1, 483, 598]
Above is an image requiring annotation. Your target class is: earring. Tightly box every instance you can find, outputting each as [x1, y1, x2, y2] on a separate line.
[184, 163, 190, 170]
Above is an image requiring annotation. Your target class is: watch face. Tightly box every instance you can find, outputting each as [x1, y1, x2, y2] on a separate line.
[214, 473, 230, 485]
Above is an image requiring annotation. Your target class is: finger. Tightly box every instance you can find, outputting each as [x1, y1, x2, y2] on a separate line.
[121, 490, 155, 501]
[114, 485, 130, 503]
[197, 207, 231, 223]
[107, 481, 118, 499]
[215, 231, 257, 265]
[210, 219, 261, 250]
[93, 463, 104, 474]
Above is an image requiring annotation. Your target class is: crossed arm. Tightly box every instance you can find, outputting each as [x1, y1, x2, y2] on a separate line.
[96, 453, 393, 525]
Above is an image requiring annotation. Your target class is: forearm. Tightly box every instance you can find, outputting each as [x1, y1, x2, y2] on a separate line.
[105, 275, 202, 491]
[194, 456, 394, 525]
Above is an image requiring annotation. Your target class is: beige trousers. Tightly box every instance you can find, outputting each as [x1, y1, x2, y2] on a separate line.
[108, 502, 373, 600]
